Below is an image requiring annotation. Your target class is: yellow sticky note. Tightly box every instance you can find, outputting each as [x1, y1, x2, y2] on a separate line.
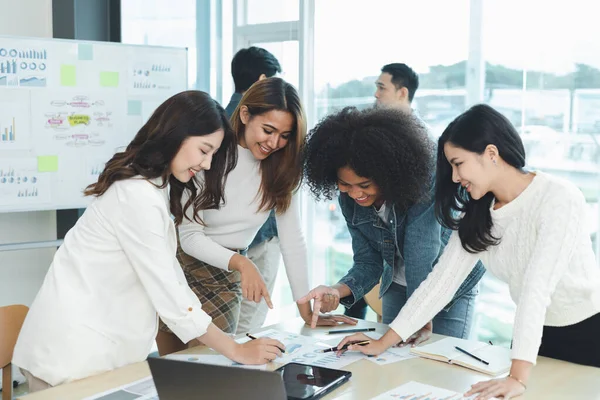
[37, 155, 59, 172]
[60, 65, 76, 86]
[67, 114, 90, 126]
[100, 71, 119, 87]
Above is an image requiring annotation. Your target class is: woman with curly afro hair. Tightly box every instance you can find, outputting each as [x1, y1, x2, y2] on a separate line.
[298, 106, 485, 343]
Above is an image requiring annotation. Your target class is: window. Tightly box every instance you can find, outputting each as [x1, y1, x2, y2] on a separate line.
[472, 0, 600, 347]
[314, 0, 470, 135]
[249, 41, 299, 88]
[245, 0, 299, 24]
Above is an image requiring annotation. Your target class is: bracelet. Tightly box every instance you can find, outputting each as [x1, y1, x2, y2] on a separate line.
[508, 374, 527, 390]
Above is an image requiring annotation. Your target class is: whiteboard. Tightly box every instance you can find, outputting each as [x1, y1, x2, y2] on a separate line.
[0, 35, 187, 213]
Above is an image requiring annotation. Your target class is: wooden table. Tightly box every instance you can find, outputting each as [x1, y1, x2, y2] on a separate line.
[19, 318, 600, 399]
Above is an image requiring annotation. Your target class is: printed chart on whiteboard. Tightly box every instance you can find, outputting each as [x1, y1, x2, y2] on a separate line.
[0, 89, 32, 150]
[0, 158, 50, 207]
[0, 45, 49, 88]
[0, 36, 187, 213]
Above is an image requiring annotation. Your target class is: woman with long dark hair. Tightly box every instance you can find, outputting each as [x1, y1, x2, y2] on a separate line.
[13, 91, 285, 391]
[156, 78, 354, 355]
[298, 106, 484, 338]
[337, 104, 600, 399]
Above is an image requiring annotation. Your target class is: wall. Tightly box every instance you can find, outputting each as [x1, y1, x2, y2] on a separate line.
[0, 0, 56, 306]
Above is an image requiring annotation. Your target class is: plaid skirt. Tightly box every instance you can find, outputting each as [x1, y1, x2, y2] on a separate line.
[159, 244, 242, 335]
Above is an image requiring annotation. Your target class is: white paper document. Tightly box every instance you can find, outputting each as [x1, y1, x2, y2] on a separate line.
[250, 328, 364, 369]
[371, 380, 499, 400]
[367, 345, 418, 365]
[164, 353, 267, 370]
[83, 377, 157, 400]
[323, 333, 416, 366]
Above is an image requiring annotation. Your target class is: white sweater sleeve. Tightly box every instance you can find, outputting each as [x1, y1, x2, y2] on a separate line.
[275, 192, 310, 300]
[389, 231, 479, 340]
[177, 188, 235, 270]
[510, 189, 583, 364]
[113, 191, 212, 343]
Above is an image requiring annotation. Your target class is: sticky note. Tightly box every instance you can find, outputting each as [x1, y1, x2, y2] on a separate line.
[78, 44, 94, 60]
[100, 71, 119, 87]
[37, 155, 59, 172]
[67, 114, 90, 126]
[60, 65, 76, 86]
[127, 100, 142, 116]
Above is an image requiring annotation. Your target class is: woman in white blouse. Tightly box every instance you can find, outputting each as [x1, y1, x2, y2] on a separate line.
[335, 104, 600, 400]
[13, 91, 285, 391]
[157, 78, 355, 355]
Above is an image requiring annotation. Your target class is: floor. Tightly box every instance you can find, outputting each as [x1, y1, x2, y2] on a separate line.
[13, 383, 29, 398]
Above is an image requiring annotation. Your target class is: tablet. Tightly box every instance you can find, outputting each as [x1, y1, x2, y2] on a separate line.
[275, 362, 352, 400]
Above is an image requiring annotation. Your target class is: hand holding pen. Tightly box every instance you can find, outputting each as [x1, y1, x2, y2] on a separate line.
[246, 333, 286, 353]
[336, 328, 404, 357]
[232, 333, 285, 364]
[319, 340, 371, 353]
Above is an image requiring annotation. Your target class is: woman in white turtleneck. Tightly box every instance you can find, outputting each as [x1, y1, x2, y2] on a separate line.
[156, 78, 355, 355]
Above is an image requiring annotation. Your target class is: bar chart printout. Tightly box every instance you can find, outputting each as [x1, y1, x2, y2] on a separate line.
[371, 381, 487, 400]
[0, 89, 31, 149]
[0, 159, 51, 209]
[1, 117, 15, 142]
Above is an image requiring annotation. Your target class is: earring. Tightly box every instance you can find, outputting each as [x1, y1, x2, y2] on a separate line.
[492, 159, 497, 165]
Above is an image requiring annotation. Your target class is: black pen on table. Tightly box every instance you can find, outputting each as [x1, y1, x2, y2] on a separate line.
[246, 333, 286, 353]
[454, 346, 489, 365]
[327, 327, 376, 334]
[319, 340, 371, 353]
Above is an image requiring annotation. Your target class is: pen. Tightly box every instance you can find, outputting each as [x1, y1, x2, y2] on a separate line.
[454, 346, 489, 365]
[318, 340, 371, 353]
[327, 327, 376, 334]
[246, 333, 286, 353]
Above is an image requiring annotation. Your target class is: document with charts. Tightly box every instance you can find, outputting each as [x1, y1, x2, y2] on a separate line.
[372, 381, 499, 400]
[250, 328, 364, 369]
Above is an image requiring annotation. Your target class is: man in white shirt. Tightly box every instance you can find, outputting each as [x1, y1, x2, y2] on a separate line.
[374, 63, 419, 111]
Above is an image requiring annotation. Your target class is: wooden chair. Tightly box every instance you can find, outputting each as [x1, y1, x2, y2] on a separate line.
[0, 305, 28, 400]
[364, 283, 383, 323]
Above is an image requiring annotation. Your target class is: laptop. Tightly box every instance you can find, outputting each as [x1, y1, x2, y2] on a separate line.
[148, 358, 351, 400]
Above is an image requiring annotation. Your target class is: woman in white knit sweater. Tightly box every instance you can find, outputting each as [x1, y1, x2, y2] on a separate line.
[336, 104, 600, 399]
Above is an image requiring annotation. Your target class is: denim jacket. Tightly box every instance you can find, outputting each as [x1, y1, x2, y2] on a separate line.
[249, 210, 278, 248]
[337, 192, 485, 312]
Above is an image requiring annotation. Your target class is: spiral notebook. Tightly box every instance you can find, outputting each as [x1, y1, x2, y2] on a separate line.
[410, 337, 511, 376]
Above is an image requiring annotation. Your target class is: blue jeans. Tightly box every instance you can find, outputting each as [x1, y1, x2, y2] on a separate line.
[382, 282, 475, 339]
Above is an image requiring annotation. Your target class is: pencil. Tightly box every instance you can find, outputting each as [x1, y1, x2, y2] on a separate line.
[327, 327, 376, 334]
[454, 346, 489, 365]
